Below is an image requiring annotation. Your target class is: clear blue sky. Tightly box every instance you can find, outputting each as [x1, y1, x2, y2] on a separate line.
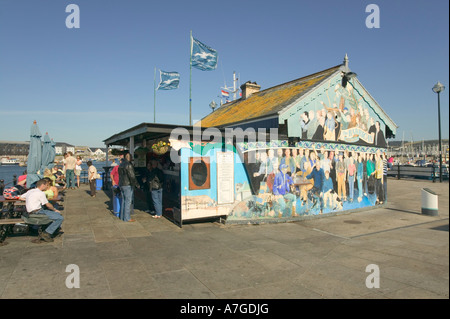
[0, 0, 448, 147]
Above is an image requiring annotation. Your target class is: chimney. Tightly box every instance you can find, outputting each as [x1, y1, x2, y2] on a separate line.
[240, 81, 261, 100]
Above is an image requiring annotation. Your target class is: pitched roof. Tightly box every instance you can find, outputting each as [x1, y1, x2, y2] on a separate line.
[199, 64, 343, 127]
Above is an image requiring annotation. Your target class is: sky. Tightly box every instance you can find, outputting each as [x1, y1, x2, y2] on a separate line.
[0, 0, 448, 148]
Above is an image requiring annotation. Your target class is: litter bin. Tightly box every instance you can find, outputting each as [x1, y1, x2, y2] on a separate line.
[421, 188, 438, 216]
[96, 172, 104, 191]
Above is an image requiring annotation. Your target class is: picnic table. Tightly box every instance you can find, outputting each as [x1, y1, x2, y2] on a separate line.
[0, 194, 64, 245]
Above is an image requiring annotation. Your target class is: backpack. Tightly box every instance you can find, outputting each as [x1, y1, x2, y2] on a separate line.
[150, 175, 161, 190]
[3, 185, 26, 200]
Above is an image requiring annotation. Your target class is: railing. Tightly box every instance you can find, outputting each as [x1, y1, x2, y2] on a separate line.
[387, 164, 449, 182]
[0, 169, 112, 194]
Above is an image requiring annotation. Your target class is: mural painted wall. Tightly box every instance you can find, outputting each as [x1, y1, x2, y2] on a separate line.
[280, 74, 388, 147]
[229, 140, 388, 220]
[175, 138, 388, 223]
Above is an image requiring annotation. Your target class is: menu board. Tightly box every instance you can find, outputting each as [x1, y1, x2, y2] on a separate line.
[216, 152, 234, 205]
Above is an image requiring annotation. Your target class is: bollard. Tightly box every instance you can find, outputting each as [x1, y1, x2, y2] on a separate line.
[96, 174, 103, 191]
[421, 188, 438, 216]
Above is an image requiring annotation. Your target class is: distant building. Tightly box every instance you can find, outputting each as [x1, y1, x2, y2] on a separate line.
[54, 142, 75, 155]
[92, 148, 106, 157]
[0, 141, 29, 156]
[0, 141, 110, 159]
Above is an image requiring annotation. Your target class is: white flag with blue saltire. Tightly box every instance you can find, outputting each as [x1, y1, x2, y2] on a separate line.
[191, 37, 218, 71]
[157, 70, 180, 90]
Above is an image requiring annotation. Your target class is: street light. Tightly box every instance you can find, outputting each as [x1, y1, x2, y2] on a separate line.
[209, 100, 217, 112]
[432, 81, 445, 182]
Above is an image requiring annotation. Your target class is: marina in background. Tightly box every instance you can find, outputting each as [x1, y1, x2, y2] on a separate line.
[0, 160, 115, 188]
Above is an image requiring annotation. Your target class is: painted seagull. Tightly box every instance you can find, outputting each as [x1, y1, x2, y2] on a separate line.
[194, 52, 215, 60]
[163, 78, 178, 84]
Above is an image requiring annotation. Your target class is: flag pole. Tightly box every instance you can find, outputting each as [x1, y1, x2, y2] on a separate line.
[189, 30, 193, 126]
[154, 67, 157, 123]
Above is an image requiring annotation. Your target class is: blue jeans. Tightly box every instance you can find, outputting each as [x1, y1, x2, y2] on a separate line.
[120, 186, 134, 221]
[66, 169, 75, 188]
[36, 209, 64, 235]
[151, 189, 163, 216]
[357, 176, 363, 199]
[348, 175, 355, 200]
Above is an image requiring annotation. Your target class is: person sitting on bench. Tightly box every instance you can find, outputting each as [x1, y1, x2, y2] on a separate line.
[19, 179, 64, 242]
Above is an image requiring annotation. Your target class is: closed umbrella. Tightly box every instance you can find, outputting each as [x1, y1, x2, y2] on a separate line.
[26, 121, 43, 187]
[41, 132, 55, 172]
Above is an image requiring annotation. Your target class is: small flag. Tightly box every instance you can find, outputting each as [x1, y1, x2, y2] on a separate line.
[191, 37, 218, 71]
[157, 70, 180, 90]
[221, 90, 229, 98]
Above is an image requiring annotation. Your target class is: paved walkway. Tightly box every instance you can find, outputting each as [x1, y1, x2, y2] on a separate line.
[0, 178, 448, 299]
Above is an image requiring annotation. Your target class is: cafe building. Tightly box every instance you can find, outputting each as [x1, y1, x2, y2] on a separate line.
[103, 55, 398, 226]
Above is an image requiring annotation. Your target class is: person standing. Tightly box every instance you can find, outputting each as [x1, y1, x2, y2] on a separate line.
[65, 151, 77, 189]
[382, 153, 388, 202]
[87, 161, 97, 197]
[118, 152, 139, 222]
[374, 151, 385, 204]
[300, 112, 310, 140]
[19, 179, 64, 242]
[306, 161, 325, 214]
[322, 170, 334, 209]
[336, 153, 347, 201]
[347, 157, 356, 202]
[75, 156, 83, 188]
[356, 154, 364, 202]
[366, 153, 376, 194]
[145, 160, 165, 219]
[110, 159, 122, 216]
[141, 161, 156, 215]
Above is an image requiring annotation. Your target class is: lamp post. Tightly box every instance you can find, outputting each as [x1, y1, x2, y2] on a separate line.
[432, 81, 445, 182]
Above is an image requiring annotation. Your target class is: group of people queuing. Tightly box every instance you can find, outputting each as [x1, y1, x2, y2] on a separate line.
[60, 151, 100, 197]
[61, 151, 84, 189]
[249, 146, 388, 215]
[110, 152, 165, 222]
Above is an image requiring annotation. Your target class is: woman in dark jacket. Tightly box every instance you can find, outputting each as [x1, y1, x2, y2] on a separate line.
[118, 152, 139, 222]
[145, 160, 164, 219]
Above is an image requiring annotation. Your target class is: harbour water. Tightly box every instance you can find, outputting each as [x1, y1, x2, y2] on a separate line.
[0, 161, 113, 187]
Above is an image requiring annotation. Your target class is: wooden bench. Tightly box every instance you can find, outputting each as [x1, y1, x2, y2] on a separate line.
[1, 193, 63, 223]
[0, 218, 23, 225]
[0, 214, 53, 245]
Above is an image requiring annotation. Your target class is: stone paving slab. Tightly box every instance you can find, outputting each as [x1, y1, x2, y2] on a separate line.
[0, 178, 448, 301]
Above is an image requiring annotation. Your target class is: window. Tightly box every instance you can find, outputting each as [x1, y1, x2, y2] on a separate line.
[188, 157, 210, 190]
